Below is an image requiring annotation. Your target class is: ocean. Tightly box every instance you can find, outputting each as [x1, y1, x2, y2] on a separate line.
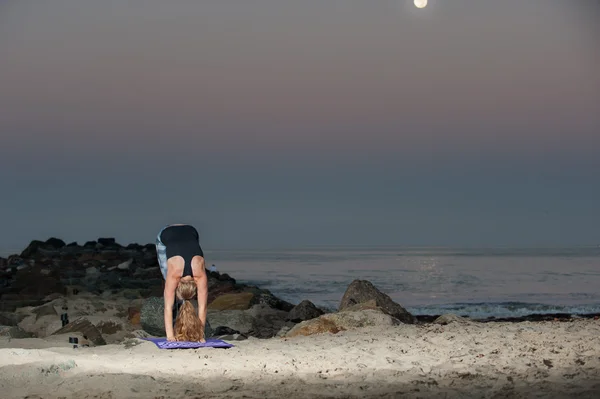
[204, 246, 600, 319]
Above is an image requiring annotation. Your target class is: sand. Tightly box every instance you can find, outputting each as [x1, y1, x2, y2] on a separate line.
[1, 318, 599, 399]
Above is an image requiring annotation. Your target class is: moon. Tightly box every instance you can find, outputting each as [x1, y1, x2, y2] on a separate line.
[414, 0, 428, 8]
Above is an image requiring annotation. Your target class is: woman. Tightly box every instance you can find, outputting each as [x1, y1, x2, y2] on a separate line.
[155, 224, 208, 342]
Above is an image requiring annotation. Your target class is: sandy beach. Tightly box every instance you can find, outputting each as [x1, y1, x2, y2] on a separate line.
[2, 318, 599, 399]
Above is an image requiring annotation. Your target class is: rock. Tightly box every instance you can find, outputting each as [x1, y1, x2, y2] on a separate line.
[433, 313, 473, 325]
[19, 238, 65, 258]
[206, 274, 239, 303]
[249, 288, 295, 312]
[213, 326, 240, 336]
[117, 259, 133, 270]
[339, 299, 380, 313]
[339, 280, 416, 324]
[96, 320, 123, 335]
[246, 305, 292, 338]
[8, 266, 66, 301]
[51, 318, 107, 346]
[19, 240, 46, 258]
[98, 238, 118, 247]
[286, 317, 343, 337]
[277, 325, 292, 337]
[0, 257, 7, 270]
[18, 313, 64, 338]
[128, 306, 141, 325]
[0, 312, 26, 326]
[140, 297, 165, 336]
[0, 325, 35, 338]
[215, 333, 247, 341]
[45, 238, 66, 249]
[208, 304, 290, 339]
[32, 302, 58, 320]
[208, 292, 258, 311]
[206, 309, 255, 337]
[287, 300, 324, 322]
[7, 255, 24, 267]
[285, 308, 400, 338]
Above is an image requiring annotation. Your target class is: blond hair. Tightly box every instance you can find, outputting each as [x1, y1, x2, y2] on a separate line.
[174, 280, 204, 342]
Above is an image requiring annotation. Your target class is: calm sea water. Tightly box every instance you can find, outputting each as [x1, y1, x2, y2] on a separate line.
[204, 246, 600, 318]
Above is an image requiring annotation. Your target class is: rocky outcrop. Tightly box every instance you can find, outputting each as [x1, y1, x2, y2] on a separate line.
[206, 305, 292, 339]
[51, 318, 107, 346]
[287, 300, 324, 322]
[1, 238, 430, 344]
[0, 326, 35, 338]
[1, 237, 294, 315]
[339, 279, 417, 324]
[285, 308, 400, 338]
[208, 292, 258, 310]
[20, 238, 66, 258]
[433, 313, 474, 325]
[140, 297, 167, 336]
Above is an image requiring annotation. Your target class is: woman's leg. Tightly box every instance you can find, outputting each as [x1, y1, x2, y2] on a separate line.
[156, 232, 168, 280]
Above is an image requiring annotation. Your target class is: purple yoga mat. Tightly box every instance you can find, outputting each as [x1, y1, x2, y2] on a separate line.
[142, 337, 234, 349]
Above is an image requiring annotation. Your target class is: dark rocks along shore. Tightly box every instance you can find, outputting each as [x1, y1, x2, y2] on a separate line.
[1, 238, 597, 346]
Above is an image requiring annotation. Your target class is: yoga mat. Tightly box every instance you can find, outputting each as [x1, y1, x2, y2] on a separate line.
[142, 337, 234, 349]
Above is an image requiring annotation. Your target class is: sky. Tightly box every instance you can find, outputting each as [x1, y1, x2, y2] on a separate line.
[0, 0, 598, 253]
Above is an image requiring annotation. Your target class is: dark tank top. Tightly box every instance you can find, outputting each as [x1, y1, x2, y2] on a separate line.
[160, 225, 203, 277]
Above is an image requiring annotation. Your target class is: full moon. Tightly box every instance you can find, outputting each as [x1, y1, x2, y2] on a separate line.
[414, 0, 428, 8]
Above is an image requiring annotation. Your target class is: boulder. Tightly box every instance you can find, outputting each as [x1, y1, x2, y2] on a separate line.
[244, 287, 295, 312]
[0, 312, 26, 326]
[18, 313, 64, 338]
[339, 280, 416, 324]
[128, 306, 141, 326]
[51, 318, 106, 346]
[433, 313, 474, 325]
[246, 305, 292, 338]
[287, 300, 324, 322]
[97, 238, 119, 247]
[213, 326, 240, 336]
[285, 308, 400, 338]
[19, 238, 66, 258]
[206, 309, 255, 336]
[208, 292, 257, 311]
[0, 326, 35, 338]
[45, 238, 66, 249]
[140, 297, 165, 336]
[7, 255, 24, 267]
[10, 266, 65, 296]
[207, 305, 290, 339]
[20, 240, 46, 258]
[32, 302, 58, 320]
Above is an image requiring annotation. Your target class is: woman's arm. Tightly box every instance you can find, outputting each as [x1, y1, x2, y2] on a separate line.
[163, 275, 178, 340]
[195, 271, 208, 338]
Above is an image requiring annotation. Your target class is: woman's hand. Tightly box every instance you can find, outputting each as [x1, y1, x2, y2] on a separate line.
[167, 335, 176, 342]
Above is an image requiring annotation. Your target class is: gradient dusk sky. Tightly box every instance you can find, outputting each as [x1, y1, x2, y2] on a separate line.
[0, 0, 598, 252]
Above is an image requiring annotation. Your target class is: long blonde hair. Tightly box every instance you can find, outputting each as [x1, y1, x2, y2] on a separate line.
[174, 280, 204, 342]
